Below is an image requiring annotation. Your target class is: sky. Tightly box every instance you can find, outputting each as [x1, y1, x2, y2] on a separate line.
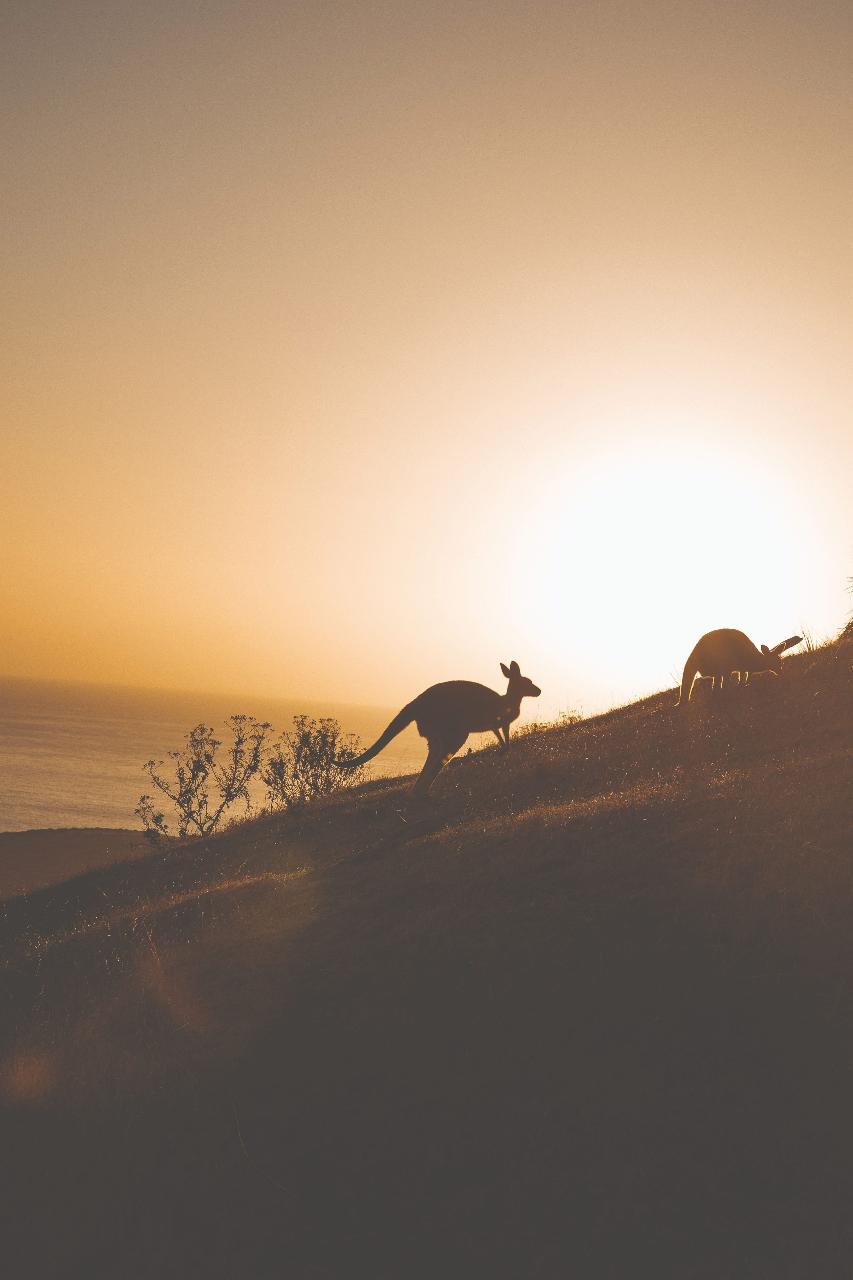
[2, 0, 851, 717]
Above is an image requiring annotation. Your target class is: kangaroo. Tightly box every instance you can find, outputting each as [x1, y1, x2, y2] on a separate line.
[677, 629, 802, 707]
[339, 660, 541, 795]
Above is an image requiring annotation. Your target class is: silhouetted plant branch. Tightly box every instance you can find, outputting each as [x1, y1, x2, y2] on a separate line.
[800, 627, 817, 653]
[833, 575, 853, 641]
[136, 715, 272, 840]
[261, 715, 365, 810]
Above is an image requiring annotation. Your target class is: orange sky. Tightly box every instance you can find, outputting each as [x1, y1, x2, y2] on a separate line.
[2, 1, 851, 716]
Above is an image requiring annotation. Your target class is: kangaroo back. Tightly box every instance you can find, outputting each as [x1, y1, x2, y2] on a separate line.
[413, 681, 503, 738]
[678, 629, 757, 705]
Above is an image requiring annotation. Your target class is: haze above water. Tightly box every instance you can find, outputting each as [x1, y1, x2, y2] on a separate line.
[0, 678, 429, 833]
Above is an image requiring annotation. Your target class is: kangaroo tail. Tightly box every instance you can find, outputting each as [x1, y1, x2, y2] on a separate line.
[337, 703, 417, 768]
[676, 648, 700, 708]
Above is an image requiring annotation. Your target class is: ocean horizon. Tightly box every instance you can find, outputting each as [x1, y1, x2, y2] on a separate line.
[0, 676, 428, 833]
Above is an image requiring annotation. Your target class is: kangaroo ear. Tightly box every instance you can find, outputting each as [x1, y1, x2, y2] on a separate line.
[510, 660, 520, 676]
[773, 635, 802, 655]
[760, 644, 770, 655]
[500, 663, 511, 678]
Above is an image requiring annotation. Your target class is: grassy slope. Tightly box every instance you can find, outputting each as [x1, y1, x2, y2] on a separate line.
[2, 643, 851, 1279]
[0, 829, 154, 900]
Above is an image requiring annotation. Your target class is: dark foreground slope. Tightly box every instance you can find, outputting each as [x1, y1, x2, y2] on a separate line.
[0, 829, 153, 900]
[2, 643, 851, 1279]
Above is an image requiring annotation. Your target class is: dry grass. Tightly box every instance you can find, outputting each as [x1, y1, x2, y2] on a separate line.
[1, 640, 852, 1278]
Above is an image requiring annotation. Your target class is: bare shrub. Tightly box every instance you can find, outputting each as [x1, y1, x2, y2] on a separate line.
[261, 715, 366, 811]
[136, 715, 272, 840]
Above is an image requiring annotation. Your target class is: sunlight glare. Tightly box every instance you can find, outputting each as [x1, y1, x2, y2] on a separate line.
[514, 433, 820, 710]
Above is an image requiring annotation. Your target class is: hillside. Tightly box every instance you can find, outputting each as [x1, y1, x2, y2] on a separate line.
[2, 641, 852, 1279]
[0, 828, 154, 900]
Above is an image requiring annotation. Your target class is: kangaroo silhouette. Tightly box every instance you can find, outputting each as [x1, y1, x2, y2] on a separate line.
[677, 629, 802, 707]
[339, 661, 541, 795]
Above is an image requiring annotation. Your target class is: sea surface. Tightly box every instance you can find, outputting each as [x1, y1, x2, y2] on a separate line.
[0, 678, 427, 833]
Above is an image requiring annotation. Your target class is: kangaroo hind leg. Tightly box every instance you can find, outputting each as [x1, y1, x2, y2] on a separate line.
[412, 743, 452, 797]
[411, 732, 467, 796]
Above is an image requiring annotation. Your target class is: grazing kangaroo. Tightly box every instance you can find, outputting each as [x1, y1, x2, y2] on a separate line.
[677, 629, 802, 707]
[339, 661, 541, 796]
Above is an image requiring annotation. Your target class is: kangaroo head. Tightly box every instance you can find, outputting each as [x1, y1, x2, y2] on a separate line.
[761, 634, 803, 676]
[759, 645, 784, 676]
[500, 660, 541, 700]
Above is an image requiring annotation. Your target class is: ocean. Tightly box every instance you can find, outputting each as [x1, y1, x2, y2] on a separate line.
[0, 678, 427, 833]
